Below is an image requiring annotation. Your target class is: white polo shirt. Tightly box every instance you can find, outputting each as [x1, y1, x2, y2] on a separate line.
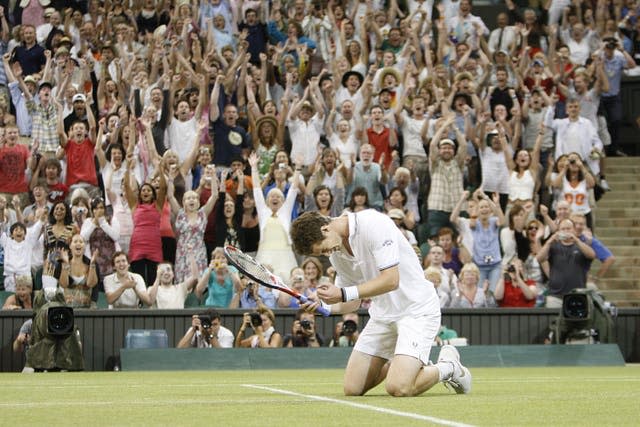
[103, 272, 148, 309]
[330, 210, 439, 321]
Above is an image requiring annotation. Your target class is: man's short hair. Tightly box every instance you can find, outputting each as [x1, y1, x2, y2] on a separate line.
[202, 308, 221, 321]
[111, 251, 129, 265]
[290, 211, 332, 255]
[10, 222, 26, 235]
[43, 158, 62, 174]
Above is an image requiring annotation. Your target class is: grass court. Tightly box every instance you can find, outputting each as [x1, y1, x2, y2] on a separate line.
[1, 366, 638, 426]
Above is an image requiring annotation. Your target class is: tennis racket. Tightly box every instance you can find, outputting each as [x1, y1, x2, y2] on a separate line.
[224, 245, 331, 316]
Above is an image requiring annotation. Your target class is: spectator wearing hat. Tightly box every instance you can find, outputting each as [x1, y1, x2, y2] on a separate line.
[36, 8, 61, 44]
[388, 207, 418, 247]
[62, 93, 89, 134]
[22, 79, 59, 157]
[335, 69, 366, 116]
[12, 24, 46, 77]
[426, 114, 467, 239]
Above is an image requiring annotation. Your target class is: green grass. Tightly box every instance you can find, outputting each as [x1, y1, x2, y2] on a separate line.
[1, 367, 639, 426]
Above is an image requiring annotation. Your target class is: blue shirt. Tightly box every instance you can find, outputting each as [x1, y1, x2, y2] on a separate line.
[239, 286, 276, 309]
[204, 273, 235, 308]
[602, 52, 626, 96]
[9, 82, 33, 136]
[471, 217, 502, 266]
[580, 234, 613, 272]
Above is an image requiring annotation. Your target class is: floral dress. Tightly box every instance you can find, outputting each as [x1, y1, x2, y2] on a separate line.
[174, 208, 208, 283]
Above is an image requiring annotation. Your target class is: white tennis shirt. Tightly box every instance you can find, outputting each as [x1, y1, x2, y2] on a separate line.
[330, 210, 440, 321]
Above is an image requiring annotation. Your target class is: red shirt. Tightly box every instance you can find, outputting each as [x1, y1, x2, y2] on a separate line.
[366, 126, 394, 170]
[47, 182, 69, 204]
[499, 278, 536, 308]
[65, 138, 98, 186]
[0, 143, 30, 193]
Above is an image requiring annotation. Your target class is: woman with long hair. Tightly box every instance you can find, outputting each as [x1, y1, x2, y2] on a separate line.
[344, 186, 370, 213]
[235, 306, 283, 348]
[43, 201, 75, 266]
[80, 197, 120, 277]
[552, 152, 596, 230]
[123, 156, 167, 287]
[57, 234, 99, 308]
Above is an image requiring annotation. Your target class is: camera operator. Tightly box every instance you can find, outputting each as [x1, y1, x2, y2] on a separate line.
[329, 313, 360, 348]
[177, 309, 234, 348]
[235, 307, 282, 348]
[494, 260, 537, 307]
[283, 309, 325, 347]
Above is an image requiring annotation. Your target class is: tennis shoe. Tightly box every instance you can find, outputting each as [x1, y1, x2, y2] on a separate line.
[438, 345, 472, 394]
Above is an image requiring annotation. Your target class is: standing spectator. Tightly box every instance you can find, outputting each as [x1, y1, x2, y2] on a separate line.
[24, 78, 60, 158]
[536, 219, 595, 308]
[56, 98, 99, 197]
[363, 104, 397, 171]
[123, 159, 167, 287]
[447, 0, 490, 48]
[79, 197, 120, 277]
[209, 76, 251, 169]
[283, 308, 324, 348]
[0, 124, 33, 207]
[426, 114, 467, 239]
[103, 251, 152, 309]
[249, 152, 300, 280]
[287, 95, 324, 177]
[600, 37, 636, 156]
[347, 143, 387, 211]
[570, 213, 616, 284]
[177, 310, 234, 349]
[551, 153, 596, 230]
[12, 24, 46, 77]
[544, 97, 603, 176]
[0, 210, 44, 291]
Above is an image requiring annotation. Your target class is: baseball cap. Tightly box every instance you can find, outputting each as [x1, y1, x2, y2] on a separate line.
[72, 93, 86, 103]
[24, 75, 37, 85]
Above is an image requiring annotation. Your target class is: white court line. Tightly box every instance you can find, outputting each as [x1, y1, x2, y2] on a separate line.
[243, 384, 476, 427]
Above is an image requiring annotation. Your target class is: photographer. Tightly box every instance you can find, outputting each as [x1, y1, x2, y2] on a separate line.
[494, 261, 537, 308]
[229, 275, 277, 309]
[235, 307, 282, 348]
[329, 313, 360, 348]
[283, 309, 324, 347]
[177, 309, 233, 349]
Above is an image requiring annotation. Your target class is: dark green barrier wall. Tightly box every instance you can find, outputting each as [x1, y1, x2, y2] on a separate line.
[1, 308, 638, 372]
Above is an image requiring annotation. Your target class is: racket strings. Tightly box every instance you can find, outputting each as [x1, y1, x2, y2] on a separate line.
[228, 250, 274, 284]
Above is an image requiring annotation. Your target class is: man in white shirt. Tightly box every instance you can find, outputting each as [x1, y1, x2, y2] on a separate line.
[149, 262, 198, 309]
[447, 0, 489, 48]
[487, 13, 516, 55]
[177, 310, 234, 348]
[290, 210, 471, 397]
[103, 252, 152, 308]
[544, 96, 603, 175]
[287, 95, 324, 175]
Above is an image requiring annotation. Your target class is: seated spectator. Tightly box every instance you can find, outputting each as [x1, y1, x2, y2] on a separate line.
[148, 260, 198, 309]
[423, 245, 457, 307]
[328, 313, 360, 348]
[450, 263, 491, 308]
[230, 276, 277, 310]
[195, 248, 241, 308]
[384, 186, 416, 231]
[235, 306, 282, 348]
[438, 227, 465, 277]
[388, 208, 418, 247]
[57, 234, 100, 308]
[424, 267, 449, 308]
[283, 309, 324, 348]
[536, 219, 596, 308]
[344, 186, 370, 213]
[2, 275, 33, 310]
[494, 261, 537, 308]
[103, 251, 152, 309]
[12, 318, 33, 372]
[177, 309, 234, 349]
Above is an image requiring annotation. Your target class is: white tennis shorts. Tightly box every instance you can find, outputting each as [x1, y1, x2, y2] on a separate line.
[353, 311, 441, 365]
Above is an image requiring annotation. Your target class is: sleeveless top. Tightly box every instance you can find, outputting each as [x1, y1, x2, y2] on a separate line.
[128, 203, 163, 262]
[508, 169, 535, 202]
[562, 177, 590, 214]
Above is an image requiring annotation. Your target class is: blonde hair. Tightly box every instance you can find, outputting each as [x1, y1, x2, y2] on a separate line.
[460, 263, 480, 280]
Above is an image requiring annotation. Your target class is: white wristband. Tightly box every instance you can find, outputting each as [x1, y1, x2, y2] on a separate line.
[341, 286, 360, 302]
[320, 301, 332, 314]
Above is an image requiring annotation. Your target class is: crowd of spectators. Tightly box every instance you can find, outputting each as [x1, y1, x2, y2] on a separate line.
[1, 0, 634, 328]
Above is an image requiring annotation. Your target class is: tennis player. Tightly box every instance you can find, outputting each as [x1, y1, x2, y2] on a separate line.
[290, 209, 471, 396]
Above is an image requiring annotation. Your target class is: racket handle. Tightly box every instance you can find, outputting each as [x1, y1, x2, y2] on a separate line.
[298, 295, 331, 317]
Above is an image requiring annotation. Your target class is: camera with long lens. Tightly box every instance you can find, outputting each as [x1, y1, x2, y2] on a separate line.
[341, 320, 357, 336]
[551, 289, 616, 344]
[250, 312, 263, 327]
